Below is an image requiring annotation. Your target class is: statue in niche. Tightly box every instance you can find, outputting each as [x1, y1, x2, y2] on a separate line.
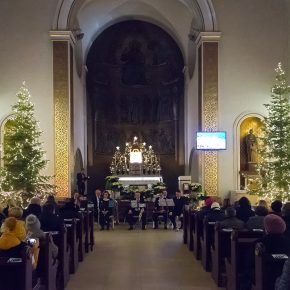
[121, 40, 146, 85]
[244, 129, 258, 163]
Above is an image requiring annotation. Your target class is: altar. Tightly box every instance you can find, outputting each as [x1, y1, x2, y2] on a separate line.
[118, 175, 163, 191]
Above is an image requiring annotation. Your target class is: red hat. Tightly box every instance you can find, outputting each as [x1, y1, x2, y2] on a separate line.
[205, 197, 214, 207]
[264, 214, 286, 234]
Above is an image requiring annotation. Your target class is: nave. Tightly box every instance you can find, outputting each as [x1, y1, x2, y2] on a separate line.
[66, 226, 221, 290]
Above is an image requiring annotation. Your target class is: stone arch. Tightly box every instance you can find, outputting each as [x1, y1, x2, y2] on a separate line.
[233, 112, 264, 189]
[0, 113, 15, 167]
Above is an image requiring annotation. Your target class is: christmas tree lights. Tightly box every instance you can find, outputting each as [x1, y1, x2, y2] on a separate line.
[0, 83, 54, 206]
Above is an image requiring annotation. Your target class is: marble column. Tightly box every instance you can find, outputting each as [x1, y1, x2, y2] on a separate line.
[49, 31, 75, 198]
[196, 32, 221, 196]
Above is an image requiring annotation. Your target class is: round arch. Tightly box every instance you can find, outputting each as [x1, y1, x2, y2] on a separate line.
[233, 111, 265, 189]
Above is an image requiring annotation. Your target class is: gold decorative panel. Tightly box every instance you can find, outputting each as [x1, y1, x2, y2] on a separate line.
[53, 41, 70, 197]
[200, 40, 219, 196]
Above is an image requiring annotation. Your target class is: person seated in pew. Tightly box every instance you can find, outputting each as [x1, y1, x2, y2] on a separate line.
[246, 205, 268, 231]
[1, 207, 26, 241]
[204, 202, 225, 223]
[153, 190, 172, 229]
[99, 191, 113, 231]
[221, 198, 231, 211]
[256, 214, 290, 255]
[26, 214, 58, 259]
[45, 195, 59, 214]
[271, 200, 283, 217]
[91, 189, 102, 223]
[168, 190, 186, 230]
[23, 197, 42, 219]
[236, 197, 255, 223]
[257, 199, 270, 211]
[74, 191, 82, 208]
[275, 256, 290, 290]
[282, 202, 290, 240]
[216, 207, 245, 230]
[59, 198, 80, 219]
[40, 203, 64, 232]
[127, 191, 146, 230]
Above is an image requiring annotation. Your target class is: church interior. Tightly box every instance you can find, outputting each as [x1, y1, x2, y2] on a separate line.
[1, 0, 290, 289]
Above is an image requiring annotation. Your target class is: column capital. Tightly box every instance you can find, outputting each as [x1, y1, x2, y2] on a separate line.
[49, 30, 76, 45]
[195, 32, 222, 46]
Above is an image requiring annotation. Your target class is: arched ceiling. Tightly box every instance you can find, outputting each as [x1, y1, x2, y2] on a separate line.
[53, 0, 217, 74]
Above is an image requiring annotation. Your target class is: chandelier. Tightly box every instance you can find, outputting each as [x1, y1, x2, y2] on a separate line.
[110, 136, 161, 175]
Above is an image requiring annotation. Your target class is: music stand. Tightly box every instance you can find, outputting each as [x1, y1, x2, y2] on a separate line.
[131, 201, 146, 208]
[158, 199, 175, 207]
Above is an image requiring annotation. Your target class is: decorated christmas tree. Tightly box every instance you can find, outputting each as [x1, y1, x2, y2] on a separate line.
[0, 83, 54, 206]
[257, 63, 290, 201]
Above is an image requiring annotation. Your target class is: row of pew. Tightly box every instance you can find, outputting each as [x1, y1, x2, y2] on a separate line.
[0, 203, 95, 290]
[183, 208, 288, 290]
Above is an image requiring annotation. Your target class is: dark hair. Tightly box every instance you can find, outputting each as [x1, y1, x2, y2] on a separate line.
[282, 202, 290, 217]
[47, 195, 56, 203]
[42, 203, 55, 215]
[239, 197, 251, 208]
[222, 198, 231, 208]
[225, 207, 236, 217]
[271, 200, 283, 213]
[255, 206, 268, 216]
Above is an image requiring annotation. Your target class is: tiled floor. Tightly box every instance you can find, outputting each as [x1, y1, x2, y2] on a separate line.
[67, 225, 222, 290]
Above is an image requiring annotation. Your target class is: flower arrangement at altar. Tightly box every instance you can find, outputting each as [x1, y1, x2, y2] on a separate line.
[190, 182, 203, 193]
[105, 176, 123, 191]
[151, 182, 167, 194]
[187, 182, 206, 207]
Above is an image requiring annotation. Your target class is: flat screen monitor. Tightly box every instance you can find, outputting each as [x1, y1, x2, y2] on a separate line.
[196, 131, 227, 150]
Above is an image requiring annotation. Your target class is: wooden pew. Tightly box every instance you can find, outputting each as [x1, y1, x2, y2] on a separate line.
[193, 212, 202, 260]
[80, 208, 90, 253]
[0, 248, 39, 290]
[64, 219, 79, 274]
[77, 212, 85, 261]
[252, 246, 288, 290]
[187, 210, 195, 251]
[37, 233, 58, 290]
[211, 228, 232, 287]
[200, 221, 216, 272]
[183, 208, 188, 244]
[225, 230, 264, 290]
[48, 225, 70, 290]
[87, 204, 95, 251]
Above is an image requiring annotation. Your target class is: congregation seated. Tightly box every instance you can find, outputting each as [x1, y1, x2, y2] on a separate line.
[169, 190, 186, 230]
[204, 202, 225, 223]
[153, 190, 172, 229]
[246, 205, 268, 230]
[221, 198, 231, 211]
[26, 214, 58, 259]
[40, 203, 64, 232]
[196, 197, 214, 227]
[258, 199, 269, 210]
[59, 198, 80, 219]
[23, 197, 42, 219]
[282, 202, 290, 239]
[216, 207, 245, 230]
[271, 200, 283, 216]
[0, 217, 27, 258]
[45, 195, 59, 214]
[236, 197, 255, 223]
[127, 191, 146, 230]
[275, 257, 290, 290]
[99, 191, 113, 230]
[257, 214, 290, 255]
[1, 207, 26, 241]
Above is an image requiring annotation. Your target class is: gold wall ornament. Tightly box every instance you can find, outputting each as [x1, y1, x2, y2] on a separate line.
[50, 31, 75, 197]
[196, 33, 221, 196]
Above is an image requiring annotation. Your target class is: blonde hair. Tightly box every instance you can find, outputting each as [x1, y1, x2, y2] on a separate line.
[8, 207, 23, 219]
[4, 217, 17, 231]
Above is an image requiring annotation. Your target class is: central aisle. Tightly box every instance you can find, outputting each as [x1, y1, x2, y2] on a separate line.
[67, 226, 222, 290]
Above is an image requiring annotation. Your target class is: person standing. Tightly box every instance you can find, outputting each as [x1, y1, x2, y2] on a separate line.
[76, 168, 89, 195]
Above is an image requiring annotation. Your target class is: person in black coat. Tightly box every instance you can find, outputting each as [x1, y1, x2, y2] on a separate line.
[91, 189, 102, 223]
[168, 191, 186, 229]
[282, 202, 290, 240]
[39, 203, 64, 232]
[126, 192, 146, 230]
[270, 199, 283, 216]
[204, 202, 226, 223]
[59, 198, 80, 219]
[235, 197, 255, 223]
[153, 190, 172, 229]
[99, 191, 113, 230]
[23, 197, 42, 219]
[45, 195, 59, 214]
[76, 168, 89, 195]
